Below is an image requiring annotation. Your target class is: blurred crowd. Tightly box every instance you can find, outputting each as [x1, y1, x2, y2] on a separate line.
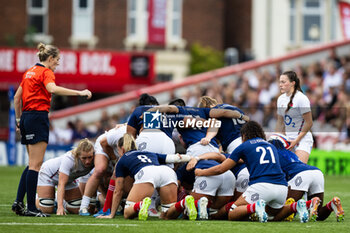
[48, 49, 350, 151]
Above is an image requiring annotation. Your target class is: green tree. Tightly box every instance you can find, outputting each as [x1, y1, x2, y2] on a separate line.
[190, 42, 224, 75]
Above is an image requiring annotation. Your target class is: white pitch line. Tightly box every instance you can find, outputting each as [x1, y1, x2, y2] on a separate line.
[0, 223, 138, 227]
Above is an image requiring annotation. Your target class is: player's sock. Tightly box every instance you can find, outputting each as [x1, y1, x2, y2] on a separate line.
[326, 201, 333, 211]
[225, 201, 236, 213]
[102, 179, 115, 212]
[16, 166, 28, 202]
[290, 202, 298, 213]
[26, 169, 38, 211]
[247, 203, 256, 214]
[174, 198, 186, 213]
[306, 200, 312, 209]
[80, 196, 91, 211]
[133, 201, 143, 212]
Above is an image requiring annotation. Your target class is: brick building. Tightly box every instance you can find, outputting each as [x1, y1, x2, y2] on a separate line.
[0, 0, 252, 77]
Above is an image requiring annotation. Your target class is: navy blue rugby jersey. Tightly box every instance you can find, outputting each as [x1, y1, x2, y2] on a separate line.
[213, 104, 246, 151]
[127, 105, 173, 138]
[115, 150, 167, 178]
[176, 163, 195, 185]
[174, 106, 219, 148]
[223, 153, 247, 178]
[229, 138, 287, 186]
[270, 140, 320, 181]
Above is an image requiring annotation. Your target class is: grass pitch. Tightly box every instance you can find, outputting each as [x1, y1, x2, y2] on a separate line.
[0, 166, 349, 233]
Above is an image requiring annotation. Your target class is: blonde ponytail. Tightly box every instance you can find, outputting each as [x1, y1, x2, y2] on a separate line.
[198, 96, 218, 108]
[117, 133, 137, 153]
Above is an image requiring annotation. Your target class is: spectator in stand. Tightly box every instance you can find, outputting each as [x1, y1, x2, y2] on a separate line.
[118, 107, 130, 123]
[72, 119, 95, 142]
[323, 61, 343, 104]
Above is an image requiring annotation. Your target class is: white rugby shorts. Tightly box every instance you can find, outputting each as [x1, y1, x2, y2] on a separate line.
[193, 170, 235, 197]
[94, 134, 110, 159]
[37, 171, 78, 191]
[226, 137, 242, 154]
[235, 167, 250, 193]
[136, 130, 176, 154]
[134, 165, 178, 188]
[243, 182, 288, 209]
[288, 169, 324, 195]
[186, 141, 219, 158]
[289, 135, 313, 155]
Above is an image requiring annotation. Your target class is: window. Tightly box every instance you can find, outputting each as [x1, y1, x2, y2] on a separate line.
[27, 0, 48, 34]
[127, 0, 137, 36]
[289, 0, 327, 44]
[125, 0, 148, 48]
[166, 0, 185, 49]
[290, 0, 296, 42]
[70, 0, 97, 49]
[79, 0, 88, 8]
[302, 0, 323, 42]
[72, 0, 94, 40]
[26, 0, 52, 44]
[125, 0, 185, 49]
[171, 0, 182, 38]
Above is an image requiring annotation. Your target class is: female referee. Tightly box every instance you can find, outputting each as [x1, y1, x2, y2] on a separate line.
[276, 71, 313, 163]
[12, 43, 92, 217]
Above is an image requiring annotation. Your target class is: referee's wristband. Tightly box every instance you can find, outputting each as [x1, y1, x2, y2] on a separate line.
[16, 118, 20, 127]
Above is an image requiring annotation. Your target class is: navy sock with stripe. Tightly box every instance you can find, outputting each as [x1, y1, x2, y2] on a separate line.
[26, 170, 39, 211]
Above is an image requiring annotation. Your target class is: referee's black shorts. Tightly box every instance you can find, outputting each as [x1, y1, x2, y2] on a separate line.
[20, 111, 49, 145]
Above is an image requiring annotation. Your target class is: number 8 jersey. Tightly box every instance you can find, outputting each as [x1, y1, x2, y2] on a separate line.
[114, 150, 167, 178]
[229, 137, 287, 187]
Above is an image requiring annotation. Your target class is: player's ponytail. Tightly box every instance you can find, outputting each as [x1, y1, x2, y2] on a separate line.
[198, 96, 218, 108]
[283, 71, 302, 113]
[72, 138, 94, 168]
[37, 42, 60, 62]
[118, 133, 137, 153]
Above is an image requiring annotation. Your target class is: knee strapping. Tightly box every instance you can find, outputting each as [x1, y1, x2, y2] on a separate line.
[125, 201, 135, 209]
[90, 197, 97, 206]
[66, 198, 82, 209]
[39, 198, 55, 208]
[209, 208, 218, 215]
[161, 203, 175, 212]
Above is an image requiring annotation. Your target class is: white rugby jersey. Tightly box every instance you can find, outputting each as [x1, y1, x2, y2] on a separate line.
[277, 91, 313, 141]
[40, 151, 94, 184]
[95, 125, 126, 159]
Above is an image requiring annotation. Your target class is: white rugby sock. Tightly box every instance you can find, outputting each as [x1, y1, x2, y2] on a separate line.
[79, 195, 91, 210]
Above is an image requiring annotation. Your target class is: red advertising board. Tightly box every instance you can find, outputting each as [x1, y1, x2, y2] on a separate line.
[0, 47, 155, 92]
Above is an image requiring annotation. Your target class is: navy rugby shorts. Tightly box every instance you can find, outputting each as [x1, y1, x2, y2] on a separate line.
[20, 111, 49, 145]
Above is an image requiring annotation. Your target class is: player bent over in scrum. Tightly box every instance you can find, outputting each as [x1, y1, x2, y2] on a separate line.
[269, 136, 344, 222]
[79, 125, 126, 216]
[195, 121, 309, 223]
[36, 139, 94, 215]
[184, 152, 236, 220]
[98, 134, 192, 220]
